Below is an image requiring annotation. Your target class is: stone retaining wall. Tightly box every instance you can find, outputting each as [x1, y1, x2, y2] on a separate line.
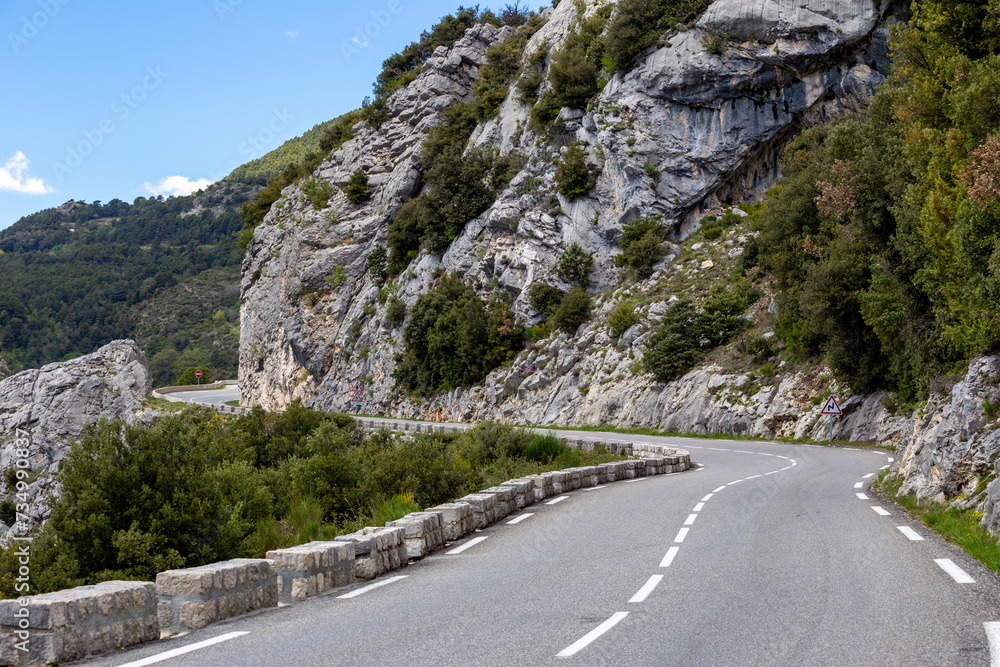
[0, 581, 157, 666]
[155, 559, 278, 635]
[266, 542, 355, 604]
[335, 527, 408, 581]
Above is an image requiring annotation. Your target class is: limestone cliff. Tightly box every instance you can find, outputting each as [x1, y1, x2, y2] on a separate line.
[0, 340, 152, 537]
[240, 0, 893, 409]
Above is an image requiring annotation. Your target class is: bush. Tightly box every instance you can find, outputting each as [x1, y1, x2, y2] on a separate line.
[556, 145, 600, 198]
[386, 296, 407, 326]
[473, 33, 528, 121]
[614, 215, 668, 280]
[529, 283, 565, 316]
[552, 287, 592, 332]
[301, 178, 333, 210]
[609, 301, 640, 339]
[516, 47, 549, 103]
[525, 435, 567, 463]
[345, 170, 371, 205]
[394, 274, 524, 396]
[643, 298, 706, 381]
[368, 244, 387, 281]
[177, 366, 210, 385]
[549, 48, 600, 110]
[529, 91, 563, 132]
[557, 243, 595, 288]
[606, 0, 712, 70]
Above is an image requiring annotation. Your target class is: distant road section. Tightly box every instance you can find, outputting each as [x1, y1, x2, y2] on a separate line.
[180, 386, 241, 406]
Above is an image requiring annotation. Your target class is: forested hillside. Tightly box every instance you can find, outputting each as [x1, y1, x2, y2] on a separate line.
[0, 183, 254, 384]
[754, 0, 1000, 402]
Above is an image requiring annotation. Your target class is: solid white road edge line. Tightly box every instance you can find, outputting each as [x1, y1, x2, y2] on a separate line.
[984, 622, 1000, 667]
[557, 612, 630, 658]
[660, 546, 679, 568]
[674, 527, 689, 543]
[684, 514, 698, 526]
[871, 506, 891, 516]
[117, 632, 250, 667]
[935, 558, 975, 584]
[507, 513, 534, 525]
[337, 575, 409, 599]
[546, 495, 570, 505]
[629, 575, 664, 603]
[445, 537, 489, 556]
[897, 526, 924, 541]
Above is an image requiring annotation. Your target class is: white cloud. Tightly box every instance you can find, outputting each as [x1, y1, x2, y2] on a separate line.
[0, 151, 52, 195]
[285, 30, 299, 39]
[143, 175, 215, 197]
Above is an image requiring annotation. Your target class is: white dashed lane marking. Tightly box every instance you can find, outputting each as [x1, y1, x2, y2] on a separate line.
[556, 612, 629, 658]
[507, 513, 534, 525]
[683, 514, 698, 526]
[674, 527, 689, 543]
[854, 482, 863, 489]
[118, 632, 250, 667]
[629, 575, 664, 603]
[935, 558, 975, 584]
[693, 502, 705, 512]
[445, 537, 488, 555]
[660, 546, 679, 568]
[546, 495, 570, 505]
[856, 493, 869, 500]
[872, 506, 891, 516]
[338, 575, 409, 599]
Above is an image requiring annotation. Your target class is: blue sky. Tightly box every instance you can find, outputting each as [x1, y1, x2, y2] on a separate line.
[0, 0, 516, 230]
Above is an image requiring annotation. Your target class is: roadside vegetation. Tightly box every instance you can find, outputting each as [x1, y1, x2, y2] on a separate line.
[0, 403, 622, 598]
[876, 472, 1000, 575]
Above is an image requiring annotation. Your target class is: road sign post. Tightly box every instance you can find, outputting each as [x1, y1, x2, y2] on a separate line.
[195, 369, 202, 386]
[820, 396, 843, 443]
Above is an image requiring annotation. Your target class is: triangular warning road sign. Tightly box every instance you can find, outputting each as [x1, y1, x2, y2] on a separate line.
[821, 396, 843, 415]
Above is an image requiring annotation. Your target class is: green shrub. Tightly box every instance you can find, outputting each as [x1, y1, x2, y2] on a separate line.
[0, 500, 14, 527]
[614, 215, 668, 280]
[345, 170, 371, 205]
[386, 296, 407, 326]
[394, 274, 524, 396]
[301, 178, 333, 210]
[177, 366, 210, 385]
[552, 287, 592, 332]
[516, 47, 549, 103]
[359, 95, 389, 128]
[325, 266, 347, 290]
[473, 33, 528, 120]
[606, 0, 712, 71]
[555, 145, 600, 198]
[703, 227, 723, 240]
[549, 48, 600, 110]
[529, 283, 565, 316]
[529, 91, 563, 132]
[643, 298, 706, 381]
[609, 301, 640, 339]
[368, 244, 387, 281]
[525, 435, 567, 463]
[557, 243, 595, 287]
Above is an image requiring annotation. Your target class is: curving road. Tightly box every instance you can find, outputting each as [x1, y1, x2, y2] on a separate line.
[82, 429, 1000, 666]
[172, 386, 241, 407]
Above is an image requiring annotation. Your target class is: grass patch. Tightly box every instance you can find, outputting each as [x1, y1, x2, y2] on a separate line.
[875, 472, 1000, 574]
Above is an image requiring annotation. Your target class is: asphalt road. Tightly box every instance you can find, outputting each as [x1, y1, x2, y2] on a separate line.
[173, 386, 241, 407]
[83, 434, 1000, 666]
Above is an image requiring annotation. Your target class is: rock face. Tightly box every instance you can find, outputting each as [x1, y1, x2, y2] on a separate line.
[0, 340, 152, 536]
[240, 0, 895, 415]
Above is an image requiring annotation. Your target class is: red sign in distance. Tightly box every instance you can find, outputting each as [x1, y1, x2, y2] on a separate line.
[195, 370, 203, 378]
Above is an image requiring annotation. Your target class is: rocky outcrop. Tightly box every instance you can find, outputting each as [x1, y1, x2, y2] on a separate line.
[240, 0, 896, 416]
[0, 340, 152, 537]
